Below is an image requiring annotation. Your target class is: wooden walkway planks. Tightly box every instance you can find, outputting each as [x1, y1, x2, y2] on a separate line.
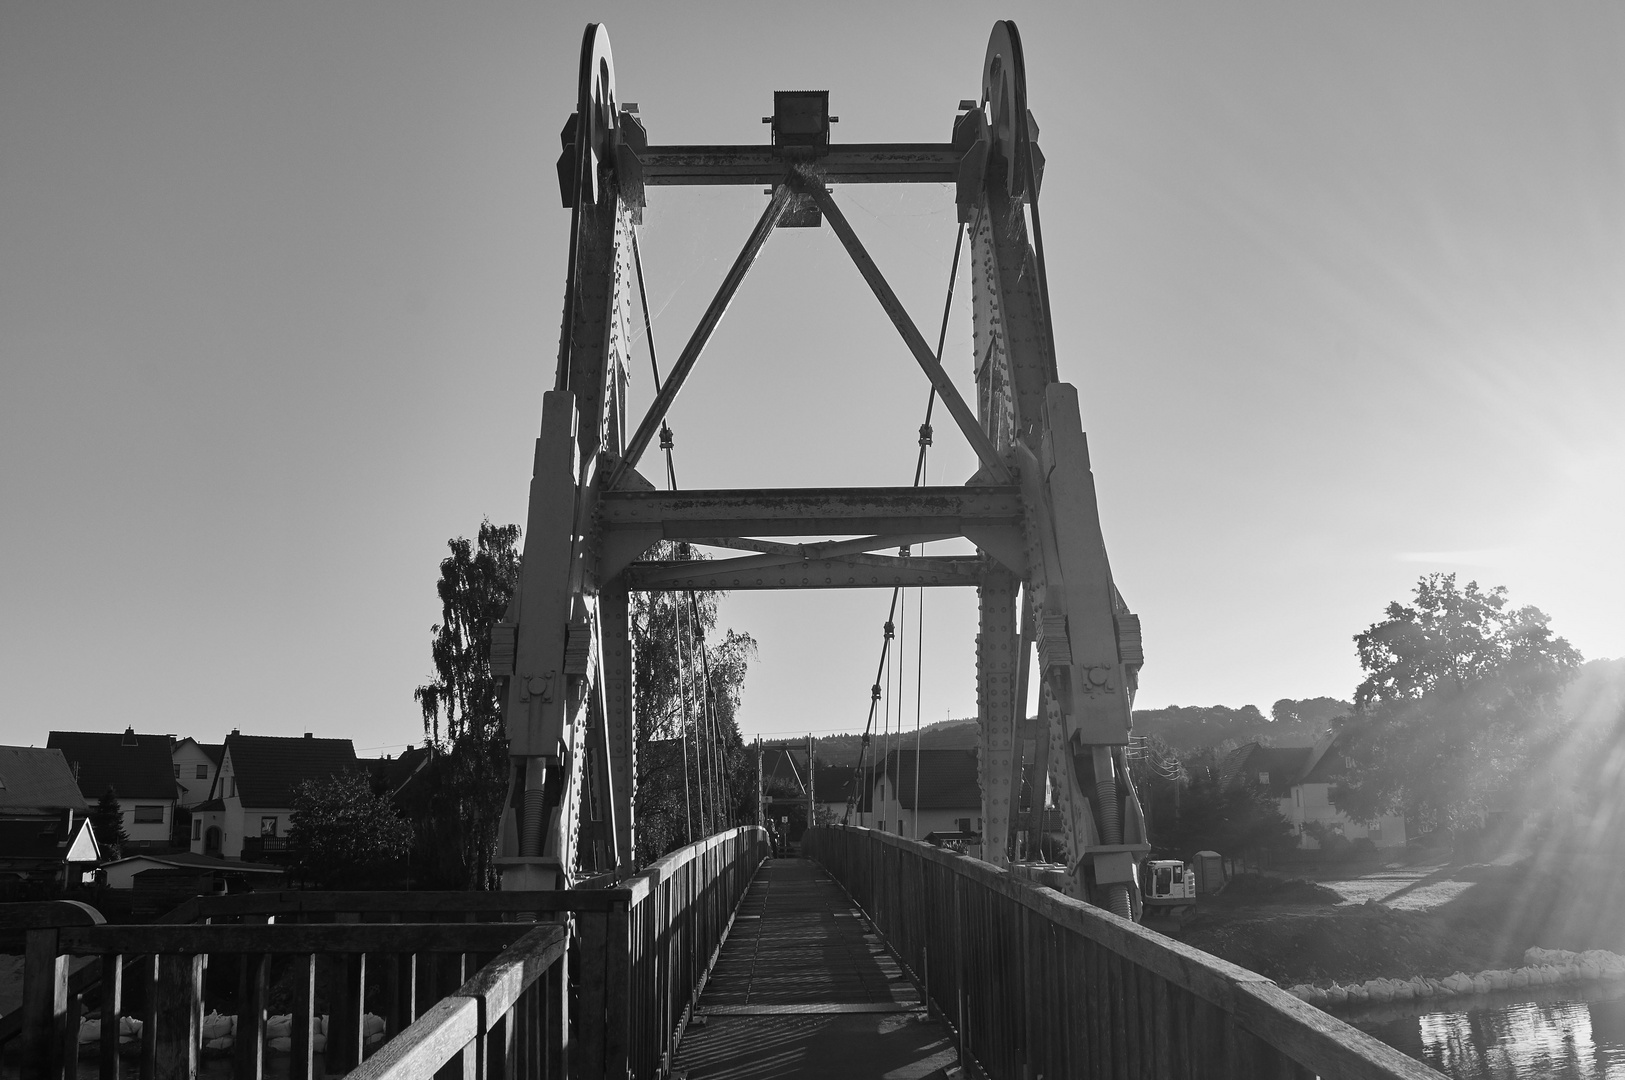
[673, 858, 959, 1079]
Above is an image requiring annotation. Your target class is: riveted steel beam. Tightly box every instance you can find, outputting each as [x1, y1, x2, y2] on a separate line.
[598, 486, 1021, 538]
[623, 554, 982, 591]
[641, 144, 961, 186]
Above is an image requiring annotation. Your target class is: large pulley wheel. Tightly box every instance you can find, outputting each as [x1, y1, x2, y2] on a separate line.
[982, 20, 1030, 199]
[567, 22, 619, 207]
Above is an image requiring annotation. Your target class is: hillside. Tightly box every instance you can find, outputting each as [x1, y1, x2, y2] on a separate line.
[1129, 700, 1347, 752]
[763, 717, 980, 768]
[760, 698, 1357, 764]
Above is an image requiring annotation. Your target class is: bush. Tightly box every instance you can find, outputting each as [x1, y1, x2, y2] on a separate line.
[1316, 832, 1351, 859]
[1347, 837, 1378, 859]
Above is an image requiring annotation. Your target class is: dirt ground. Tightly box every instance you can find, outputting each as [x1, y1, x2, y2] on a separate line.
[1169, 856, 1625, 987]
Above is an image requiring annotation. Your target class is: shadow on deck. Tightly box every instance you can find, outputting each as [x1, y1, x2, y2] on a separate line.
[675, 858, 957, 1080]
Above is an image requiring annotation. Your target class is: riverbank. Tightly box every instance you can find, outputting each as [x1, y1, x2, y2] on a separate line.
[1168, 857, 1625, 988]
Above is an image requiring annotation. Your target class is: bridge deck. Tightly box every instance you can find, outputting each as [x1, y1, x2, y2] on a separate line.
[674, 857, 959, 1079]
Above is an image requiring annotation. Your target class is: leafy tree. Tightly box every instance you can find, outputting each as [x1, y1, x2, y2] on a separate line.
[1332, 574, 1582, 834]
[288, 772, 412, 888]
[90, 786, 127, 856]
[1157, 772, 1295, 862]
[629, 543, 756, 863]
[1269, 697, 1351, 729]
[412, 521, 521, 889]
[411, 529, 757, 878]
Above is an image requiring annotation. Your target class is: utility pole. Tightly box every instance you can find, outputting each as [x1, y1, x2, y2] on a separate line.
[756, 735, 763, 826]
[807, 734, 816, 833]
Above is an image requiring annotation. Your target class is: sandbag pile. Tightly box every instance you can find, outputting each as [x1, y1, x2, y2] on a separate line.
[76, 1011, 388, 1054]
[1284, 948, 1625, 1007]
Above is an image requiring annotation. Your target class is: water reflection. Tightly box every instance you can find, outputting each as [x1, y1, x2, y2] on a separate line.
[1356, 984, 1625, 1080]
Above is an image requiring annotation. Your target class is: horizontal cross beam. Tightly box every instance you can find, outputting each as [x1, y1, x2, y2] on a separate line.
[623, 553, 983, 591]
[641, 144, 960, 186]
[598, 486, 1021, 538]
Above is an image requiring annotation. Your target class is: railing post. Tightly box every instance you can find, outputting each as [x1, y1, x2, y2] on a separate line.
[235, 917, 269, 1080]
[288, 953, 317, 1080]
[19, 926, 69, 1080]
[98, 953, 123, 1080]
[576, 910, 609, 1080]
[546, 947, 569, 1079]
[151, 952, 202, 1080]
[604, 898, 631, 1080]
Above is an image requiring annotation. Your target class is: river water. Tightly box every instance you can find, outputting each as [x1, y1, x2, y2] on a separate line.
[1347, 981, 1625, 1079]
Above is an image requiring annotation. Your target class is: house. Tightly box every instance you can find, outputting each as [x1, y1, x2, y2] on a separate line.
[860, 748, 982, 839]
[0, 745, 100, 890]
[172, 738, 224, 808]
[102, 850, 284, 891]
[365, 745, 431, 798]
[811, 765, 859, 824]
[1221, 732, 1407, 850]
[190, 732, 358, 859]
[48, 728, 181, 850]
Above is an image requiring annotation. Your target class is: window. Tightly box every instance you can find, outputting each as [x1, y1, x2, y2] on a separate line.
[133, 805, 164, 824]
[192, 820, 201, 840]
[1258, 771, 1270, 785]
[173, 765, 181, 779]
[261, 817, 278, 837]
[228, 777, 236, 797]
[956, 818, 971, 833]
[196, 765, 208, 779]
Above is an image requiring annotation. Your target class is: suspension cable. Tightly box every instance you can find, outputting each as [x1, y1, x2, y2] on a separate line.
[674, 593, 695, 843]
[845, 220, 967, 823]
[688, 590, 734, 829]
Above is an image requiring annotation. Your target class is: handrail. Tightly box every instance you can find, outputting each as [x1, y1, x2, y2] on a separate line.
[804, 825, 1445, 1080]
[1, 825, 768, 1080]
[348, 924, 570, 1080]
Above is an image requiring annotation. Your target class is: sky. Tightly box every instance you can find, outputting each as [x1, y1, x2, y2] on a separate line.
[2, 2, 1621, 753]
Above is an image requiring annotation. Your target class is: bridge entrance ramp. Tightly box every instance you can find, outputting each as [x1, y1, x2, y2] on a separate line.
[674, 858, 959, 1079]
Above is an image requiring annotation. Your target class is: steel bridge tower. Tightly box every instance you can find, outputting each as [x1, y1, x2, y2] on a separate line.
[492, 21, 1151, 919]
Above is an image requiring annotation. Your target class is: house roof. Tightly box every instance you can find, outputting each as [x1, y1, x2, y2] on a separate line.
[1219, 743, 1313, 797]
[812, 765, 858, 805]
[0, 746, 91, 813]
[174, 738, 224, 765]
[104, 851, 284, 875]
[223, 734, 358, 807]
[760, 747, 809, 793]
[0, 816, 99, 863]
[864, 749, 981, 812]
[1299, 730, 1352, 785]
[365, 746, 430, 794]
[47, 729, 178, 801]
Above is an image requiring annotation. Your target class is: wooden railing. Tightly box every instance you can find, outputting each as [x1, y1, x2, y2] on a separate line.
[3, 825, 768, 1080]
[804, 826, 1445, 1080]
[351, 826, 770, 1080]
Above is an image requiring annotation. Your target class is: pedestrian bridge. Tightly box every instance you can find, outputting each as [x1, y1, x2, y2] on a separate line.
[5, 826, 1443, 1080]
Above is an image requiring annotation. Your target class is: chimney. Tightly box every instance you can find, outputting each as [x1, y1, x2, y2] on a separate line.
[121, 727, 137, 747]
[231, 728, 240, 736]
[304, 732, 313, 740]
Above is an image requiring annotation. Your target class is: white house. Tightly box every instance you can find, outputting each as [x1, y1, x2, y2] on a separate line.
[191, 732, 357, 859]
[860, 748, 983, 840]
[172, 738, 223, 809]
[1222, 733, 1407, 850]
[48, 729, 181, 850]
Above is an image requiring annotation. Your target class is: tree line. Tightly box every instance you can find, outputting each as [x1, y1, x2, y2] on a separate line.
[288, 521, 755, 889]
